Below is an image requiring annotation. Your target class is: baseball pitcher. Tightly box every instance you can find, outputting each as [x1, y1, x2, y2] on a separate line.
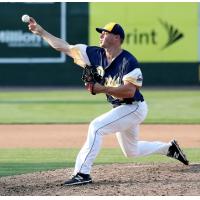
[27, 17, 189, 186]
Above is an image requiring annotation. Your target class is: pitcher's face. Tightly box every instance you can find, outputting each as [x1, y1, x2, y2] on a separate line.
[99, 31, 116, 48]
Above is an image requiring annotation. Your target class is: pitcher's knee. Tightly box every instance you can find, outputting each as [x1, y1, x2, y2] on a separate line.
[88, 120, 104, 135]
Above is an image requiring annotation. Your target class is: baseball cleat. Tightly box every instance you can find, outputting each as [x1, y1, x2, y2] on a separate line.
[167, 140, 189, 165]
[63, 173, 92, 186]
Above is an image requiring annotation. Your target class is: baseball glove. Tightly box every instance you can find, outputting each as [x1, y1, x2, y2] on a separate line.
[81, 65, 103, 95]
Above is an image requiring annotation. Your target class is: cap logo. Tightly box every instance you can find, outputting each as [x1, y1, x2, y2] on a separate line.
[104, 22, 116, 32]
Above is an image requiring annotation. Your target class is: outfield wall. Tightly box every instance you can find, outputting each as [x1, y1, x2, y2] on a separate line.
[0, 2, 199, 86]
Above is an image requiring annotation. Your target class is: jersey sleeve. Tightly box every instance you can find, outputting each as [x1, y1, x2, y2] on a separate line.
[122, 68, 143, 87]
[69, 44, 91, 67]
[86, 46, 104, 66]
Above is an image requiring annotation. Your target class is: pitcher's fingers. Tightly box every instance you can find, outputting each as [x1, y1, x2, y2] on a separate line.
[29, 17, 36, 24]
[28, 23, 36, 30]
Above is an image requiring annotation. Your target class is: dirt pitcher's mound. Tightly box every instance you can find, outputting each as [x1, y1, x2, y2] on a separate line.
[0, 163, 200, 196]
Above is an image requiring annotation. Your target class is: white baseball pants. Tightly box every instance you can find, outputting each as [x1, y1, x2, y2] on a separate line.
[73, 101, 171, 175]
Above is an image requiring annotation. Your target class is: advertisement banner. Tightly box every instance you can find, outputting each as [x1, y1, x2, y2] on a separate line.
[89, 3, 198, 62]
[0, 2, 66, 63]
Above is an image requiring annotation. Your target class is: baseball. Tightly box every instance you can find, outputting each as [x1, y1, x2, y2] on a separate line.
[21, 14, 30, 23]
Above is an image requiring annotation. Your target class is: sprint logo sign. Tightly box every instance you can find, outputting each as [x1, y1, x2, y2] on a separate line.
[125, 19, 184, 51]
[159, 19, 184, 50]
[90, 3, 198, 62]
[123, 16, 197, 62]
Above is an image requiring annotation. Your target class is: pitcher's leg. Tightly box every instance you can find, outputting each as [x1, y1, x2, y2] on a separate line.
[116, 126, 171, 158]
[116, 126, 139, 157]
[74, 104, 141, 175]
[73, 120, 103, 175]
[136, 141, 171, 156]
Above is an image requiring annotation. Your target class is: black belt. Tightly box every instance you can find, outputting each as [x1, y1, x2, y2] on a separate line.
[112, 99, 144, 108]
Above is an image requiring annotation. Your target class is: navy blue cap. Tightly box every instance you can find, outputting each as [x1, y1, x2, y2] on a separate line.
[96, 22, 125, 40]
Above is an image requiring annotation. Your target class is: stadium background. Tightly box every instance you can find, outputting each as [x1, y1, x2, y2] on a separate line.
[0, 2, 199, 87]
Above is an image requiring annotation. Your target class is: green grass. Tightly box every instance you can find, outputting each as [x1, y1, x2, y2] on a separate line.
[0, 148, 199, 177]
[143, 89, 200, 124]
[0, 89, 199, 177]
[0, 89, 199, 124]
[0, 90, 108, 124]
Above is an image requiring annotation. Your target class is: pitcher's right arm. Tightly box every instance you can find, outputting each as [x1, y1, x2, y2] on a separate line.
[28, 17, 73, 57]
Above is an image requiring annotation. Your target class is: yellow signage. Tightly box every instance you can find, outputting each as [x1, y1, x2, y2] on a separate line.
[89, 3, 198, 62]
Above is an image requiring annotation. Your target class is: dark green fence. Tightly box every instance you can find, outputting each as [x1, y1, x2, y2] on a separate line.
[0, 2, 88, 87]
[142, 63, 199, 86]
